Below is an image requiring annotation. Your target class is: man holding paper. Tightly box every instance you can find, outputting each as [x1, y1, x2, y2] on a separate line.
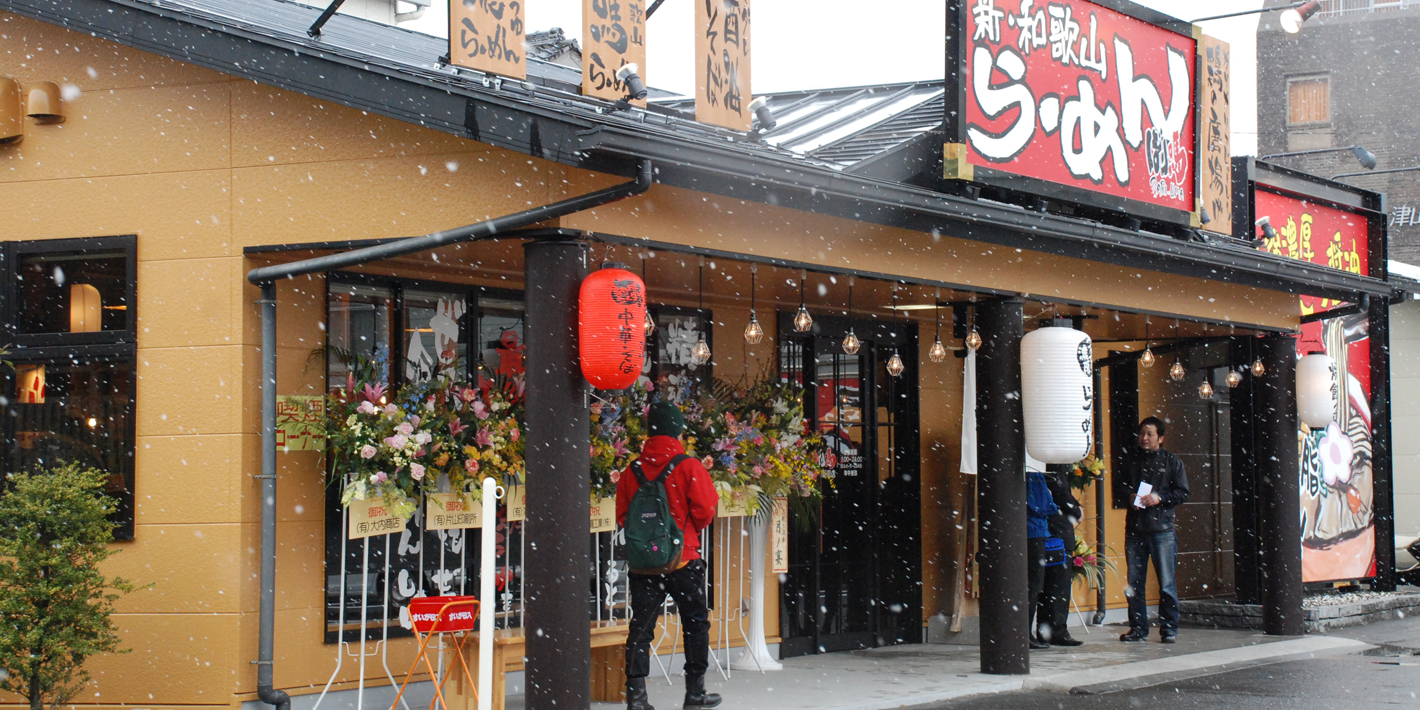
[1114, 417, 1190, 643]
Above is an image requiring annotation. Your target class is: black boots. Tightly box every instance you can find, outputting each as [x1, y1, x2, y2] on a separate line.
[627, 677, 655, 710]
[683, 674, 722, 709]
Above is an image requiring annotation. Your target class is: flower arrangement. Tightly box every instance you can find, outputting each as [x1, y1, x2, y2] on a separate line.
[1068, 538, 1117, 590]
[1068, 455, 1105, 491]
[589, 378, 652, 499]
[327, 377, 438, 522]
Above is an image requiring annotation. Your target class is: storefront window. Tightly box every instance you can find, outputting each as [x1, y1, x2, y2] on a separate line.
[326, 282, 393, 388]
[1, 236, 138, 541]
[14, 251, 129, 334]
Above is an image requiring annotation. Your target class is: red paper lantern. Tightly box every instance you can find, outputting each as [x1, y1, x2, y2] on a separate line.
[579, 263, 647, 391]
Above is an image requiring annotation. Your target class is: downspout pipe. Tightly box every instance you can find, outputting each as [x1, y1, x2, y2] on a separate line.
[247, 159, 651, 710]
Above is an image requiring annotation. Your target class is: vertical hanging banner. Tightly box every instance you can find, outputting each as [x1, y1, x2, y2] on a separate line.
[945, 0, 1199, 225]
[695, 0, 752, 130]
[1199, 35, 1232, 235]
[583, 0, 647, 102]
[770, 496, 788, 574]
[449, 0, 527, 79]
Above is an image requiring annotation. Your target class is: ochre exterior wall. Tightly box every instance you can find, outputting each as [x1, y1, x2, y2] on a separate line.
[0, 9, 1296, 708]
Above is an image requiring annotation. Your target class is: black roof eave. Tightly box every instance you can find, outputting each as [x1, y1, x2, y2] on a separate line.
[2, 0, 1396, 304]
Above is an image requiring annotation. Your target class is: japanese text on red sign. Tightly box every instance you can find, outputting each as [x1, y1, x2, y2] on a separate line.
[960, 0, 1195, 213]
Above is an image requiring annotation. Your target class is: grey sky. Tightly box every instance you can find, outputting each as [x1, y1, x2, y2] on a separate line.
[397, 0, 1265, 154]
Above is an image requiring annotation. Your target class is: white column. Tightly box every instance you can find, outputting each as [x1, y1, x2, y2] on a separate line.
[730, 515, 782, 671]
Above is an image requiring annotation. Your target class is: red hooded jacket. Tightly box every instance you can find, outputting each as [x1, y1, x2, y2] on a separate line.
[615, 435, 719, 562]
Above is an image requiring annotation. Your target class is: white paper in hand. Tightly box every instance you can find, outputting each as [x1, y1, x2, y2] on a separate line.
[1134, 481, 1153, 509]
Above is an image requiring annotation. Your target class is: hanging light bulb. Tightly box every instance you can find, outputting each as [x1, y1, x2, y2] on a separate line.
[1252, 357, 1266, 377]
[642, 255, 656, 337]
[887, 350, 905, 377]
[1140, 347, 1156, 368]
[842, 329, 861, 355]
[966, 328, 982, 351]
[794, 270, 813, 332]
[691, 336, 712, 366]
[744, 266, 763, 344]
[929, 337, 948, 363]
[744, 313, 764, 344]
[1169, 359, 1186, 381]
[1226, 369, 1243, 388]
[1198, 380, 1215, 400]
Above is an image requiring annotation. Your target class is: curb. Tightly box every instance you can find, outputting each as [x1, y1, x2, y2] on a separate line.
[1024, 635, 1374, 695]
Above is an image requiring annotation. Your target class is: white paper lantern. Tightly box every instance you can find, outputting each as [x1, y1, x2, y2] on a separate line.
[1021, 326, 1094, 464]
[1296, 353, 1338, 429]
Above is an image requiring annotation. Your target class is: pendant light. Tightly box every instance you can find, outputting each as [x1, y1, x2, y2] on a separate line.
[1198, 379, 1215, 400]
[744, 265, 764, 344]
[1252, 357, 1266, 377]
[965, 296, 982, 351]
[1226, 369, 1243, 388]
[842, 276, 861, 355]
[691, 257, 712, 366]
[1140, 317, 1156, 368]
[1169, 359, 1186, 381]
[641, 255, 656, 338]
[928, 289, 947, 363]
[886, 286, 905, 377]
[793, 269, 814, 332]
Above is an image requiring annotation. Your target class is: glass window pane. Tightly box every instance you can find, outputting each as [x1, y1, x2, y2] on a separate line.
[15, 251, 128, 334]
[327, 283, 393, 390]
[403, 289, 469, 383]
[477, 295, 525, 383]
[2, 361, 136, 538]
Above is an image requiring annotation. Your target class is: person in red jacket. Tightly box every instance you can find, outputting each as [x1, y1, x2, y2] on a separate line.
[617, 401, 721, 710]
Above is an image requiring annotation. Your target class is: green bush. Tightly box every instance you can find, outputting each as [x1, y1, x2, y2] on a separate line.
[0, 463, 135, 710]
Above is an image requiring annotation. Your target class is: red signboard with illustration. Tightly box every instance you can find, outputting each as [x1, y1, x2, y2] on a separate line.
[947, 0, 1197, 222]
[1253, 188, 1374, 583]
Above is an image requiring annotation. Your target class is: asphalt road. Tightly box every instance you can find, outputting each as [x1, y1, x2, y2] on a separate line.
[915, 654, 1420, 709]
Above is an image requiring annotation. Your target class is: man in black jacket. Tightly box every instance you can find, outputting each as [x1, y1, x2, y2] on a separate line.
[1114, 417, 1189, 643]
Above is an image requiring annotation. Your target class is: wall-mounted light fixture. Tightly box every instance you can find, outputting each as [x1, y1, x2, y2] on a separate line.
[26, 81, 65, 124]
[71, 283, 102, 333]
[0, 76, 23, 143]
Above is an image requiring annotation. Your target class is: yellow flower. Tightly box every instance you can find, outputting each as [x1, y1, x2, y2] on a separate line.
[463, 445, 481, 460]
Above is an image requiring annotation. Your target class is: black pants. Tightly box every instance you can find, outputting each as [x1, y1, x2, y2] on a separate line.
[626, 559, 710, 681]
[1027, 538, 1046, 638]
[1037, 561, 1072, 642]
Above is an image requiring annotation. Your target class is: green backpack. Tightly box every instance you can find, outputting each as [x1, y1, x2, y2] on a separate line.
[624, 454, 692, 575]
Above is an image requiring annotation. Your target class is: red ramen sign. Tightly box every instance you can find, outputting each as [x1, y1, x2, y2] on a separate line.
[946, 0, 1199, 224]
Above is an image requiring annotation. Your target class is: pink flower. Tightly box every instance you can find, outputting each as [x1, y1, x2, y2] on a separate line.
[361, 383, 387, 404]
[753, 465, 765, 477]
[374, 471, 387, 483]
[414, 432, 432, 446]
[475, 429, 494, 447]
[465, 458, 480, 473]
[472, 401, 490, 420]
[410, 463, 425, 481]
[449, 419, 468, 436]
[509, 427, 520, 442]
[701, 456, 715, 470]
[613, 438, 630, 457]
[360, 444, 377, 459]
[1086, 554, 1096, 563]
[410, 415, 422, 428]
[357, 401, 378, 415]
[385, 434, 407, 449]
[383, 403, 399, 415]
[396, 422, 414, 437]
[1073, 557, 1085, 567]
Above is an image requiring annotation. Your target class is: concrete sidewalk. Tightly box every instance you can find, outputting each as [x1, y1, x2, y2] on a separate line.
[550, 626, 1371, 710]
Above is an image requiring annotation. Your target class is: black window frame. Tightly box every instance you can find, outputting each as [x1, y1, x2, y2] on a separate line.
[0, 235, 139, 541]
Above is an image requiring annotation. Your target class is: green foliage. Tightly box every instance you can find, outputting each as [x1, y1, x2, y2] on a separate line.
[0, 463, 135, 710]
[0, 345, 11, 371]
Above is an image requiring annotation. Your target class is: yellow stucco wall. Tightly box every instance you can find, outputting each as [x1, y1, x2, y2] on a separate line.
[0, 8, 1300, 707]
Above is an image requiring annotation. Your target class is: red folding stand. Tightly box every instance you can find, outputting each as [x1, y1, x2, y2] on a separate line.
[391, 595, 480, 710]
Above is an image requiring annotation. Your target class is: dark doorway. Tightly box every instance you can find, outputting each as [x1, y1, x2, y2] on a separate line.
[777, 313, 921, 657]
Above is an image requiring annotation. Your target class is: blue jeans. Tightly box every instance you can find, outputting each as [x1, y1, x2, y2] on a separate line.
[1125, 529, 1178, 635]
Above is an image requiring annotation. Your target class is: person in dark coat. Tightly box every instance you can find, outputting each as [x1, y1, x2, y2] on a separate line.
[1036, 465, 1084, 646]
[1113, 416, 1190, 644]
[1026, 468, 1058, 650]
[617, 402, 722, 710]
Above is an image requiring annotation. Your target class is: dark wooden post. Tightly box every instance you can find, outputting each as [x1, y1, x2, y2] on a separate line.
[976, 298, 1029, 675]
[523, 239, 592, 708]
[1257, 334, 1303, 636]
